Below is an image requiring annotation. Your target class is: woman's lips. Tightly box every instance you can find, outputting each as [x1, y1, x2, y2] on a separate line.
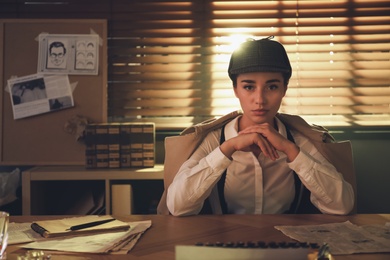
[252, 109, 268, 116]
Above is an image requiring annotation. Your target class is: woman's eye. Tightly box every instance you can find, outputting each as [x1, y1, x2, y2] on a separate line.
[243, 85, 254, 90]
[268, 84, 279, 90]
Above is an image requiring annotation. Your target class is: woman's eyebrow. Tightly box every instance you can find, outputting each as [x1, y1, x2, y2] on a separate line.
[239, 79, 281, 84]
[265, 79, 282, 84]
[240, 79, 255, 83]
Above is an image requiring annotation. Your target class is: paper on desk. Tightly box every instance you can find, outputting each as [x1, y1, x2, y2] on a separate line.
[8, 222, 44, 245]
[110, 221, 150, 254]
[110, 232, 143, 254]
[20, 220, 151, 254]
[275, 221, 390, 255]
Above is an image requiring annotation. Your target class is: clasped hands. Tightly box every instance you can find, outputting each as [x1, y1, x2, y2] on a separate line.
[220, 123, 300, 162]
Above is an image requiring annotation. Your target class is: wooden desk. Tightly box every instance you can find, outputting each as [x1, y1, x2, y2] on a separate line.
[7, 214, 390, 260]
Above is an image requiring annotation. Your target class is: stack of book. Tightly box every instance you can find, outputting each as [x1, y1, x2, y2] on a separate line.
[84, 122, 155, 169]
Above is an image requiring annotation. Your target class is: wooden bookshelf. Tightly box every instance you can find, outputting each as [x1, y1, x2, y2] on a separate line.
[22, 165, 164, 215]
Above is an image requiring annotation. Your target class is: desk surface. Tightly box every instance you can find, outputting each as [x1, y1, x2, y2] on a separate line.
[8, 214, 390, 260]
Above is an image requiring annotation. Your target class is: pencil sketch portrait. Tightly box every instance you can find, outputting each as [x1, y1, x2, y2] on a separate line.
[47, 40, 68, 69]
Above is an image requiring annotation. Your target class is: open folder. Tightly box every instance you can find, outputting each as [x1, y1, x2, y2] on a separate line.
[31, 215, 130, 238]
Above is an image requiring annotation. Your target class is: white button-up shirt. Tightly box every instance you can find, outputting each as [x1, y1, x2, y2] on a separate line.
[167, 116, 354, 216]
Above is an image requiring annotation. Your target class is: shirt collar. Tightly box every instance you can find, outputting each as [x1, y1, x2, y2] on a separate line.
[224, 115, 288, 139]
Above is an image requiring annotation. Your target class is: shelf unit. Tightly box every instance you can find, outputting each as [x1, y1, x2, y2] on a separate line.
[22, 165, 164, 215]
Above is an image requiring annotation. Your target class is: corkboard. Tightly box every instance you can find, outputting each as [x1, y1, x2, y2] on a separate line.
[0, 19, 107, 165]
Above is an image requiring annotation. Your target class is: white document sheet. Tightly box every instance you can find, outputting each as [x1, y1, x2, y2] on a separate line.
[275, 221, 390, 255]
[18, 220, 151, 254]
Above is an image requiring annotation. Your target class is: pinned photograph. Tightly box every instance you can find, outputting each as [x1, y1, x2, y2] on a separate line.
[11, 77, 47, 105]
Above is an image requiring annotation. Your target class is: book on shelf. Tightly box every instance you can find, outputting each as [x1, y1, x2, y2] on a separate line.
[95, 124, 109, 168]
[142, 123, 155, 167]
[84, 124, 97, 169]
[130, 124, 144, 167]
[84, 122, 155, 169]
[31, 215, 130, 238]
[129, 123, 155, 168]
[108, 123, 121, 168]
[120, 123, 132, 168]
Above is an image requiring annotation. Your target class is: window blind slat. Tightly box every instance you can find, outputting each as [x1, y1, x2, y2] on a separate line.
[109, 97, 390, 109]
[124, 0, 386, 127]
[2, 0, 388, 128]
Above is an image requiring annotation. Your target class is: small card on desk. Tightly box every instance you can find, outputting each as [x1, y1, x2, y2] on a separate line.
[31, 215, 130, 238]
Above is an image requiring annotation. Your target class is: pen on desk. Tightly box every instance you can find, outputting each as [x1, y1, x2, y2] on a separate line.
[67, 218, 116, 231]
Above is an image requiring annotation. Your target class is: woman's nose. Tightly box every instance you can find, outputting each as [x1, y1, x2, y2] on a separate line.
[255, 89, 265, 104]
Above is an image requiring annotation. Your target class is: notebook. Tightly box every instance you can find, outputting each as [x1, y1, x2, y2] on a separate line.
[31, 215, 130, 238]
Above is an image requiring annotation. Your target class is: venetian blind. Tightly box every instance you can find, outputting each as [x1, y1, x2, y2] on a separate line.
[108, 0, 390, 129]
[1, 0, 389, 129]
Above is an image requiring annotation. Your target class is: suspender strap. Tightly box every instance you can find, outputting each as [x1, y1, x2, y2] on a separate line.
[285, 126, 304, 214]
[284, 126, 320, 214]
[217, 126, 228, 214]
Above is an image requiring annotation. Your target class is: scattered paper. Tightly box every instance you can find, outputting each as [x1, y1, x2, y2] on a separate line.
[275, 221, 390, 255]
[20, 220, 151, 254]
[110, 221, 151, 254]
[8, 222, 44, 245]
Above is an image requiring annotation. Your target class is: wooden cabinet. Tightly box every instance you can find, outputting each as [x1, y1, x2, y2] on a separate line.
[22, 165, 164, 215]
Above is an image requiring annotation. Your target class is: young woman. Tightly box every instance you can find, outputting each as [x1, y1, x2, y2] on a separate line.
[166, 37, 354, 216]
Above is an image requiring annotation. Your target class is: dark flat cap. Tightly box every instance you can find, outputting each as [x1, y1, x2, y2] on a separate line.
[228, 37, 292, 81]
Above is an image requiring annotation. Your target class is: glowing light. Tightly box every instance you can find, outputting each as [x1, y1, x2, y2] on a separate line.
[216, 34, 254, 53]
